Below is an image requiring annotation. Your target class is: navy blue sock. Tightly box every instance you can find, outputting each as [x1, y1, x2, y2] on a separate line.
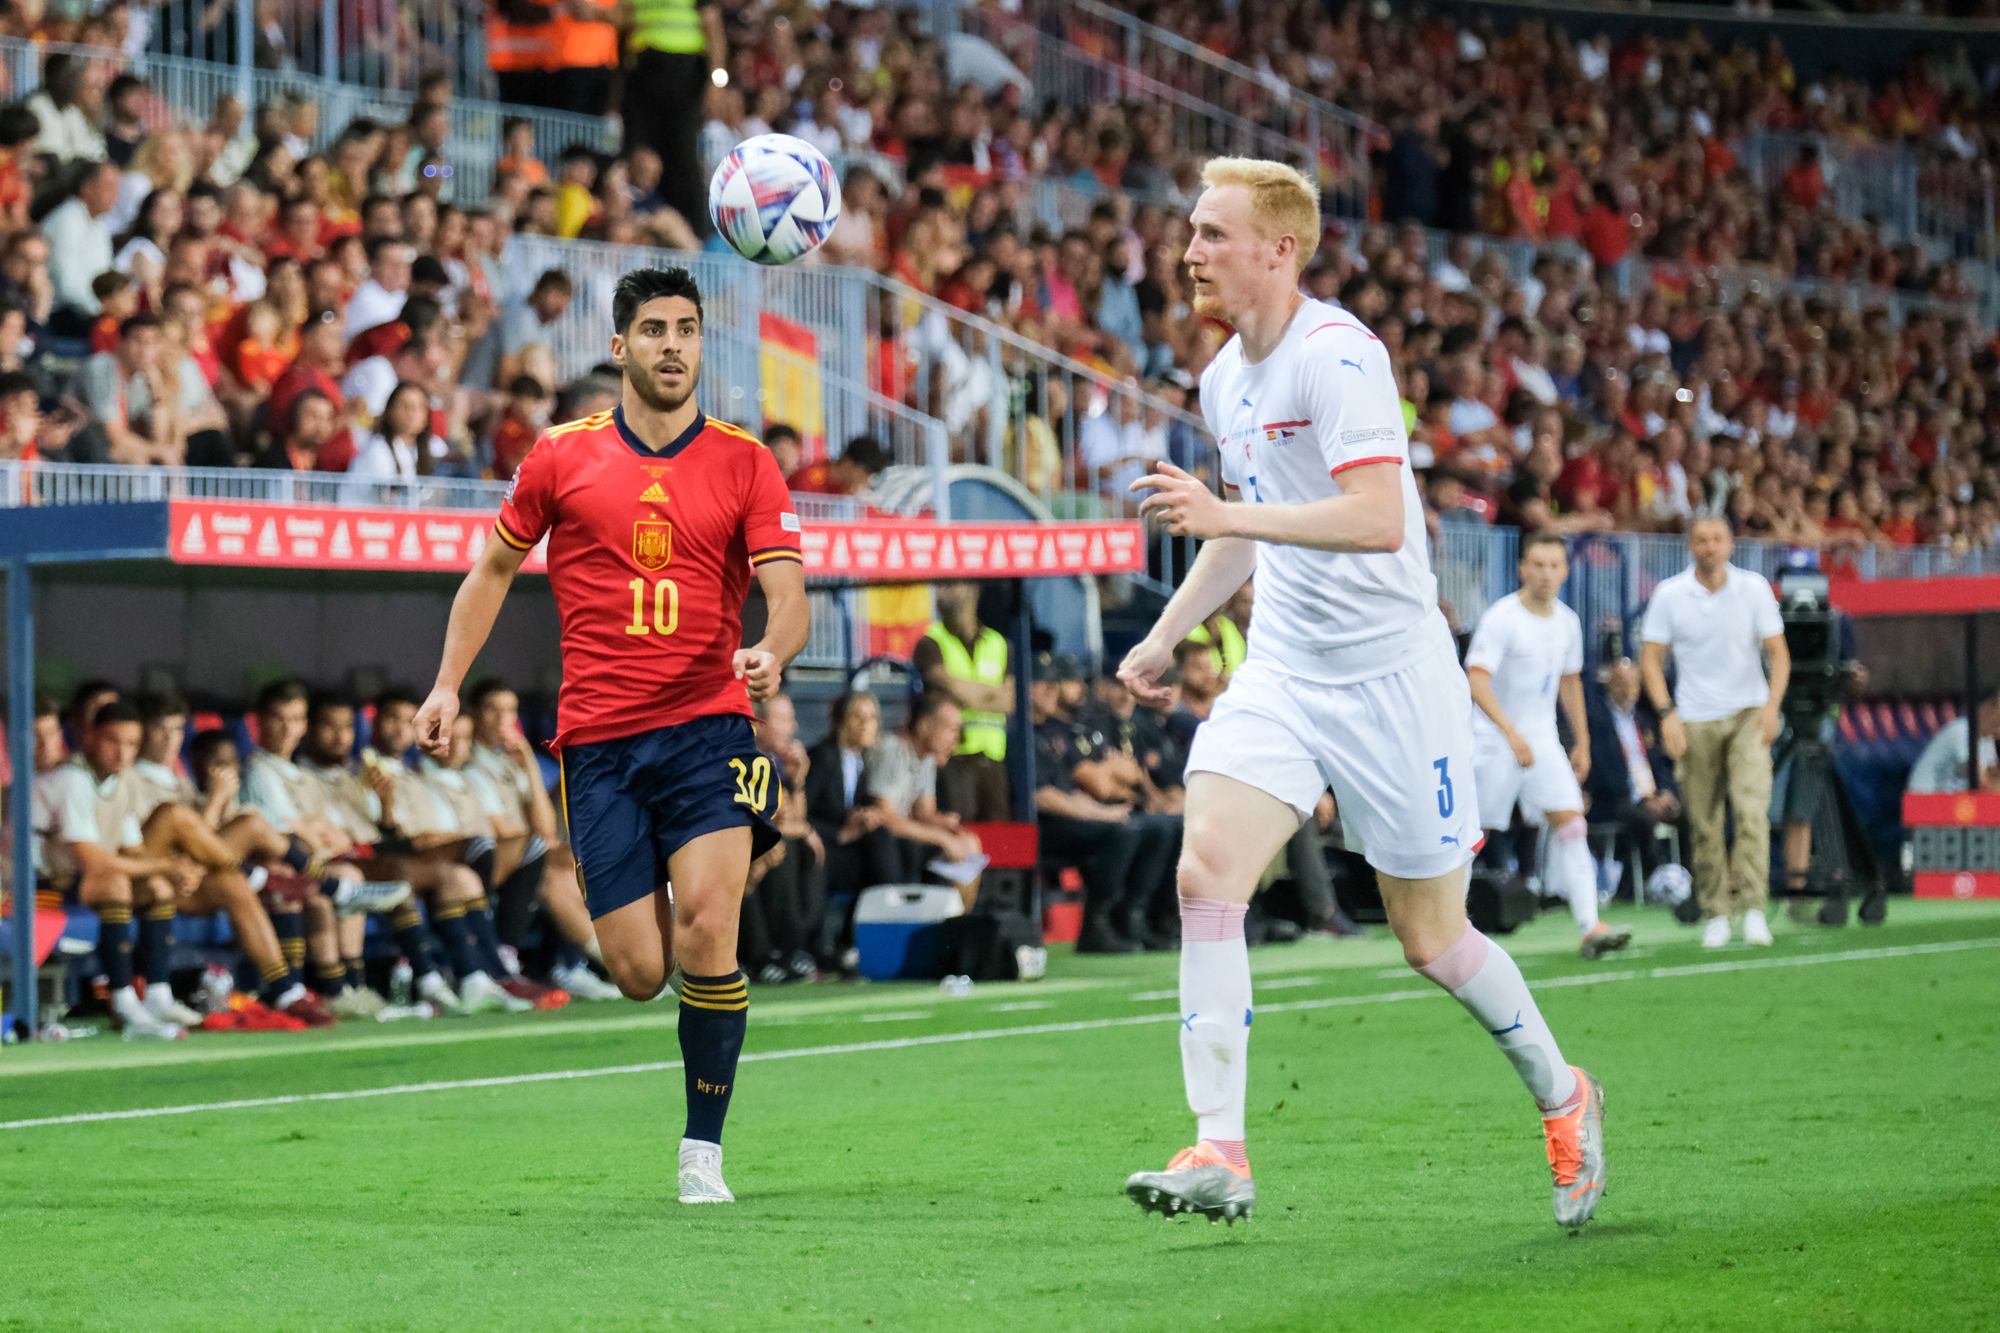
[281, 837, 313, 873]
[465, 896, 509, 977]
[96, 904, 135, 990]
[555, 939, 588, 971]
[678, 970, 749, 1144]
[430, 905, 484, 979]
[271, 908, 306, 988]
[138, 905, 177, 988]
[390, 905, 440, 978]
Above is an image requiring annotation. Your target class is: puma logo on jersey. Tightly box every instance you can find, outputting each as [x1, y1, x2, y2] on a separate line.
[639, 483, 669, 503]
[1339, 358, 1364, 373]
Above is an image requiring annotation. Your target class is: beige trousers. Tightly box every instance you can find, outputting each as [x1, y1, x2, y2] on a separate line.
[1678, 707, 1774, 919]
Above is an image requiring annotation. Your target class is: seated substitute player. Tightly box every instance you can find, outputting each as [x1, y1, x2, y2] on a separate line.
[1465, 533, 1631, 960]
[242, 681, 461, 1016]
[127, 693, 365, 1025]
[460, 678, 618, 999]
[415, 265, 810, 1206]
[299, 693, 527, 1014]
[1117, 158, 1605, 1229]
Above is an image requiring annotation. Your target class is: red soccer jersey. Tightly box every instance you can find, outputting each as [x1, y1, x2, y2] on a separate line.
[494, 407, 802, 749]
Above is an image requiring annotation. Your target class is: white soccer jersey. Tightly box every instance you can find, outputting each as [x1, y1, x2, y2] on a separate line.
[1465, 592, 1584, 742]
[1199, 299, 1442, 683]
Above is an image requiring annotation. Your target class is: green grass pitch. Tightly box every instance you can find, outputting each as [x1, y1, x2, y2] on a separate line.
[4, 901, 1998, 1331]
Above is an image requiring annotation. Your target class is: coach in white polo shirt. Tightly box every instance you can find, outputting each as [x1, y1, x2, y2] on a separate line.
[1639, 517, 1791, 948]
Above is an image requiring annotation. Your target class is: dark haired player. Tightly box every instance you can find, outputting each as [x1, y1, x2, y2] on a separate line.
[415, 266, 809, 1205]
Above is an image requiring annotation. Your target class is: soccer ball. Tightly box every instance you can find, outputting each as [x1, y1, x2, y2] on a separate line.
[707, 134, 842, 266]
[1645, 863, 1693, 909]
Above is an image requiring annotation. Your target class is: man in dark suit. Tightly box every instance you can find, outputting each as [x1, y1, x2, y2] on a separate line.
[1585, 657, 1682, 883]
[805, 691, 904, 923]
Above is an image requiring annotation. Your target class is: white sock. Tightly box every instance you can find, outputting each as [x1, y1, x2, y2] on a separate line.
[1551, 819, 1599, 935]
[1418, 925, 1578, 1112]
[111, 984, 143, 1014]
[584, 936, 605, 965]
[1179, 898, 1251, 1151]
[274, 982, 307, 1009]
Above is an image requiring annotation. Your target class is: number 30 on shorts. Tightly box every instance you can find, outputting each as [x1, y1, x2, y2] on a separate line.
[729, 756, 773, 813]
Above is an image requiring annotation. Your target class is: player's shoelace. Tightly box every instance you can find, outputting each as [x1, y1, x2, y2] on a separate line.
[1543, 1106, 1585, 1186]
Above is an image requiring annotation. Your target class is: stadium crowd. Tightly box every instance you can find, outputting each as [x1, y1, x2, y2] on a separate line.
[0, 4, 1989, 563]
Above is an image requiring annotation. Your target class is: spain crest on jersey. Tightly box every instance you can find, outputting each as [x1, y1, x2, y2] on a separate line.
[632, 520, 673, 571]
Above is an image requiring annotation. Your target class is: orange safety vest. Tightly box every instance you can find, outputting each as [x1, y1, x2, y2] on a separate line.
[487, 0, 561, 72]
[553, 0, 618, 70]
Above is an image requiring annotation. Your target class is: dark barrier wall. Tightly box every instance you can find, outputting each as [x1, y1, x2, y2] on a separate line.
[1446, 0, 2000, 83]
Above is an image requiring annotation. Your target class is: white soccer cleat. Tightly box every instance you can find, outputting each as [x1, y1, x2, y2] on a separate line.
[1742, 909, 1774, 947]
[416, 970, 468, 1016]
[1124, 1141, 1255, 1224]
[333, 879, 413, 916]
[1701, 916, 1731, 949]
[329, 985, 387, 1019]
[113, 988, 185, 1042]
[679, 1139, 735, 1204]
[1544, 1066, 1607, 1228]
[458, 971, 530, 1014]
[144, 984, 205, 1028]
[551, 961, 622, 1001]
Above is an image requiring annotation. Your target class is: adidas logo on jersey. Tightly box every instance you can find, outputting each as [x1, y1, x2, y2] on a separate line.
[639, 483, 669, 503]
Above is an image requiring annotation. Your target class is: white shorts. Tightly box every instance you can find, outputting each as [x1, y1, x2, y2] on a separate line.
[1471, 729, 1584, 830]
[1184, 646, 1484, 881]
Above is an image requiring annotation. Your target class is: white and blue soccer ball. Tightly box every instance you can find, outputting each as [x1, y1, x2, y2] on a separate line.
[708, 133, 842, 266]
[1646, 863, 1693, 909]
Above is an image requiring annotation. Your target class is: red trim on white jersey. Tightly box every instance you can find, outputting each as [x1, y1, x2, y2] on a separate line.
[1328, 455, 1401, 477]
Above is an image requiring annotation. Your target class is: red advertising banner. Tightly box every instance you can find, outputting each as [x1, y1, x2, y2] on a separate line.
[166, 501, 1146, 580]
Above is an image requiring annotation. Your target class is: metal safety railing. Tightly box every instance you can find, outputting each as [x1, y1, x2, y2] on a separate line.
[0, 37, 615, 202]
[1024, 0, 1377, 221]
[1739, 130, 1999, 266]
[138, 0, 490, 100]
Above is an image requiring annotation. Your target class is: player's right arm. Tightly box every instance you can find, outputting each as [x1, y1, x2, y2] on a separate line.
[1119, 530, 1259, 705]
[419, 438, 553, 754]
[1463, 612, 1532, 766]
[418, 535, 532, 755]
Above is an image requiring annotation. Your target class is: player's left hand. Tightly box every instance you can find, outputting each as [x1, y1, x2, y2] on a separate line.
[1757, 704, 1782, 746]
[1131, 462, 1232, 538]
[1570, 742, 1591, 783]
[733, 649, 782, 702]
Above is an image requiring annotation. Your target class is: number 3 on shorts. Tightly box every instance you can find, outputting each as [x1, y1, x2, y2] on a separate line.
[1433, 757, 1454, 819]
[729, 756, 773, 813]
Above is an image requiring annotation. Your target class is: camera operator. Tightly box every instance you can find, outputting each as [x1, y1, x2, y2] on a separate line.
[1770, 551, 1868, 902]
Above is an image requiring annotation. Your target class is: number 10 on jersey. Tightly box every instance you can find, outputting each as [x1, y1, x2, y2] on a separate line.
[626, 577, 680, 636]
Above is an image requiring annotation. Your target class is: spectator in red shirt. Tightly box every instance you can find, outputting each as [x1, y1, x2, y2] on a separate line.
[267, 307, 356, 471]
[1579, 183, 1634, 284]
[790, 434, 890, 496]
[252, 387, 339, 471]
[488, 375, 550, 481]
[1781, 144, 1824, 211]
[88, 272, 139, 354]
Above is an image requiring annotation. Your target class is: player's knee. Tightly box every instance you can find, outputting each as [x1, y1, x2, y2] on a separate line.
[80, 868, 133, 907]
[675, 891, 737, 956]
[1175, 840, 1234, 902]
[603, 952, 666, 1002]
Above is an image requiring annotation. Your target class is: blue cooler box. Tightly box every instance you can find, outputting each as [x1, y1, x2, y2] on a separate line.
[854, 885, 965, 981]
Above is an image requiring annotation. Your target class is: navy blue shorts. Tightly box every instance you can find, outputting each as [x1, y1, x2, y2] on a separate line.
[558, 714, 782, 919]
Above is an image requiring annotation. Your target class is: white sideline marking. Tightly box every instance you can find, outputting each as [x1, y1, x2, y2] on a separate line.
[1257, 976, 1321, 991]
[4, 936, 1993, 1133]
[859, 1011, 934, 1024]
[1131, 988, 1178, 1002]
[991, 1001, 1052, 1013]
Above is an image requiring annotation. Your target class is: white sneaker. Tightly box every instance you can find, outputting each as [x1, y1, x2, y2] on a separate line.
[458, 970, 530, 1014]
[333, 879, 413, 916]
[113, 987, 185, 1041]
[1742, 909, 1774, 947]
[552, 961, 622, 1001]
[416, 970, 467, 1015]
[144, 983, 204, 1028]
[1701, 916, 1731, 949]
[678, 1139, 735, 1204]
[329, 985, 387, 1018]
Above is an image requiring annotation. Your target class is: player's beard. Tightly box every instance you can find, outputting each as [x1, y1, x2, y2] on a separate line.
[627, 351, 701, 413]
[1189, 275, 1224, 321]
